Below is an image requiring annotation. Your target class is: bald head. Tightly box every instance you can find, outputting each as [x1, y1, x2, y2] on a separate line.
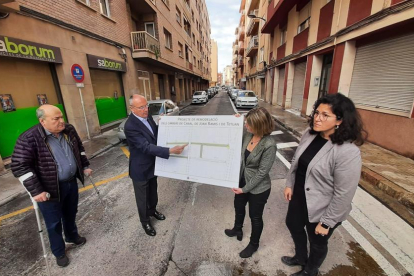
[130, 94, 149, 118]
[37, 104, 65, 135]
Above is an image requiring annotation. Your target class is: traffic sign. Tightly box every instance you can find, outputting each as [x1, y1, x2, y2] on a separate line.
[71, 64, 85, 83]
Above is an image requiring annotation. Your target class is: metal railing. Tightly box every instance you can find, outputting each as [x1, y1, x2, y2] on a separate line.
[131, 31, 161, 57]
[247, 9, 259, 36]
[247, 35, 258, 53]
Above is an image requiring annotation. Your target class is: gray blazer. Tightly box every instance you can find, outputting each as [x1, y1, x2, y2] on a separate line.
[240, 132, 277, 194]
[285, 129, 362, 228]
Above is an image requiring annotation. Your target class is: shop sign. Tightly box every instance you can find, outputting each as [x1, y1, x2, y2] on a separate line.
[87, 54, 126, 72]
[0, 35, 62, 63]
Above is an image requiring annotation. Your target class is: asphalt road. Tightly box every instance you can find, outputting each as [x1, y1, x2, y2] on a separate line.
[1, 90, 413, 276]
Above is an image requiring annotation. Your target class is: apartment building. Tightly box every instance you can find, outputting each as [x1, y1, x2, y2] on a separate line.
[259, 0, 414, 158]
[0, 0, 212, 165]
[210, 39, 218, 86]
[223, 65, 234, 86]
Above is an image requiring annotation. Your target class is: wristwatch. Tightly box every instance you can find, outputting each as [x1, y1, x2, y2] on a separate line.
[321, 223, 330, 229]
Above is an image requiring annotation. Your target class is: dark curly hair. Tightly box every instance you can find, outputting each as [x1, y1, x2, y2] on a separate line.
[309, 93, 366, 146]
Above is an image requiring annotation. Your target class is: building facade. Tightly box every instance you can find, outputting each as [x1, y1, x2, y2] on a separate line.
[217, 72, 223, 85]
[259, 0, 414, 159]
[0, 0, 212, 164]
[210, 39, 218, 86]
[223, 65, 234, 86]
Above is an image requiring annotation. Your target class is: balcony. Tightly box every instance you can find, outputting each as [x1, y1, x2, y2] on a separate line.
[238, 56, 244, 67]
[131, 31, 161, 60]
[238, 41, 245, 55]
[186, 61, 193, 71]
[277, 43, 286, 60]
[292, 28, 309, 53]
[234, 45, 239, 54]
[235, 27, 239, 35]
[238, 26, 245, 41]
[247, 0, 259, 14]
[246, 9, 259, 36]
[246, 35, 258, 57]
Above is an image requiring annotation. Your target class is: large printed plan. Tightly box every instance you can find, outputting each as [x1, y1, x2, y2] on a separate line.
[155, 116, 243, 188]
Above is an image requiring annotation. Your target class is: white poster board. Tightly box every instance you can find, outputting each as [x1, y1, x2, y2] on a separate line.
[155, 116, 243, 188]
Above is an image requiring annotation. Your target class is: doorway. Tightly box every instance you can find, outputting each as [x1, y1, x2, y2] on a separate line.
[318, 53, 333, 99]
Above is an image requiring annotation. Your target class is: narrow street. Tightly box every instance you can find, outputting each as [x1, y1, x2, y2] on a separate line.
[1, 90, 413, 276]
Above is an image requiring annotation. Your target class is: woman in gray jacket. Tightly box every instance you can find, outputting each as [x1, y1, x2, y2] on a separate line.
[225, 107, 277, 258]
[282, 93, 366, 276]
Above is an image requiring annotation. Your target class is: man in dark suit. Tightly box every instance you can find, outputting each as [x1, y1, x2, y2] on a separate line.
[124, 95, 186, 236]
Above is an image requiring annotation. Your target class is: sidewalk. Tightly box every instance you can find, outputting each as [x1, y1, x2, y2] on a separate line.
[259, 101, 414, 226]
[0, 129, 121, 207]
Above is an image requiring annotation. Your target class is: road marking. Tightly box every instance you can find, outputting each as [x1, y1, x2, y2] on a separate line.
[271, 130, 283, 135]
[342, 220, 401, 276]
[0, 147, 131, 224]
[120, 146, 130, 158]
[229, 96, 238, 114]
[276, 152, 291, 169]
[277, 142, 299, 149]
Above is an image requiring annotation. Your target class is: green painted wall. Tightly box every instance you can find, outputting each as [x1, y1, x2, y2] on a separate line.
[95, 96, 127, 125]
[0, 104, 66, 158]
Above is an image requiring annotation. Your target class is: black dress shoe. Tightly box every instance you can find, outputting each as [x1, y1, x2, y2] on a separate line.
[151, 211, 166, 220]
[56, 254, 70, 267]
[142, 223, 156, 236]
[239, 243, 259, 258]
[290, 269, 318, 276]
[281, 256, 307, 267]
[224, 227, 243, 241]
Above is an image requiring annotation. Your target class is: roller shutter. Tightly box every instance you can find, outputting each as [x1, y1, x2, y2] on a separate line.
[291, 62, 306, 111]
[349, 33, 414, 115]
[277, 67, 285, 106]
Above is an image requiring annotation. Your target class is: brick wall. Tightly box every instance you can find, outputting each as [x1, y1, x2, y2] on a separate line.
[17, 0, 132, 46]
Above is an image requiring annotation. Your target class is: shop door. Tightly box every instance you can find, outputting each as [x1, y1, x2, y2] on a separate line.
[318, 53, 333, 99]
[291, 62, 307, 111]
[277, 67, 285, 106]
[0, 57, 64, 158]
[90, 69, 127, 125]
[138, 70, 152, 101]
[349, 33, 414, 115]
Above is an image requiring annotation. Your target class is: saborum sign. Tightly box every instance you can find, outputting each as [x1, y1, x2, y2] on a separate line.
[0, 36, 63, 63]
[87, 54, 126, 72]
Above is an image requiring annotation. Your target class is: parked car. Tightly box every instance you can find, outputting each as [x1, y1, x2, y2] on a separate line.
[230, 89, 239, 100]
[235, 90, 258, 108]
[192, 91, 209, 104]
[207, 88, 214, 98]
[117, 99, 179, 142]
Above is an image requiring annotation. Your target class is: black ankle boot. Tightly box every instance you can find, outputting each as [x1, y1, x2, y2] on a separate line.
[239, 243, 259, 258]
[224, 227, 243, 241]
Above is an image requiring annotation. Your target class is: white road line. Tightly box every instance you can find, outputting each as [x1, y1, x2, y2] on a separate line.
[277, 142, 299, 149]
[351, 206, 414, 274]
[229, 96, 238, 114]
[271, 130, 283, 135]
[342, 220, 401, 276]
[276, 152, 291, 169]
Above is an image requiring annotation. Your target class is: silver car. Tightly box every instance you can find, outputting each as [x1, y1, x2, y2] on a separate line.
[118, 99, 180, 142]
[235, 90, 258, 108]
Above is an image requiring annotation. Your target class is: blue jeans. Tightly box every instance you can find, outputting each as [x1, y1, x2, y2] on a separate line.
[38, 178, 79, 257]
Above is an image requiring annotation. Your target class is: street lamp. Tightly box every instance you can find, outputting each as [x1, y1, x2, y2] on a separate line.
[247, 13, 266, 22]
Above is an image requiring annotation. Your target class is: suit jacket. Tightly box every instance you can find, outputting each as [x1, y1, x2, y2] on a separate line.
[124, 114, 170, 181]
[240, 132, 277, 194]
[285, 128, 362, 228]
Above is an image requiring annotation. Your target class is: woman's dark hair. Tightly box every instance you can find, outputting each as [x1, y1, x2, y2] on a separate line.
[309, 93, 366, 145]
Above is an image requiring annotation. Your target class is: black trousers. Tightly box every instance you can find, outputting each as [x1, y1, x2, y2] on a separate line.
[286, 194, 340, 274]
[132, 177, 158, 223]
[234, 189, 271, 245]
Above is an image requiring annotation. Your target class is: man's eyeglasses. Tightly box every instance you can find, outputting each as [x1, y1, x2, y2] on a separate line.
[131, 104, 149, 110]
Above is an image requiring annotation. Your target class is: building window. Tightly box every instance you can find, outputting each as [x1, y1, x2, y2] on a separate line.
[280, 27, 287, 45]
[192, 10, 194, 22]
[162, 0, 170, 7]
[99, 0, 110, 17]
[184, 17, 191, 37]
[164, 28, 173, 50]
[184, 0, 190, 11]
[298, 18, 310, 34]
[192, 33, 195, 45]
[78, 0, 90, 6]
[176, 6, 182, 25]
[145, 22, 156, 38]
[193, 56, 196, 66]
[178, 42, 183, 57]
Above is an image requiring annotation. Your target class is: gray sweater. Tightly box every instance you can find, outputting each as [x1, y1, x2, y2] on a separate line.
[240, 132, 277, 194]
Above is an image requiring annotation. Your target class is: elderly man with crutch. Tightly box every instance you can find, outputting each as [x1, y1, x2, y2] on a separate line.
[11, 104, 92, 268]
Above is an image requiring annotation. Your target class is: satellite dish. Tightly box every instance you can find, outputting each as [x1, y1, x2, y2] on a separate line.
[0, 12, 9, 19]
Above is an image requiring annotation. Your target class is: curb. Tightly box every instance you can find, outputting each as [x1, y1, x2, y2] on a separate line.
[271, 115, 303, 139]
[89, 140, 122, 160]
[0, 190, 27, 207]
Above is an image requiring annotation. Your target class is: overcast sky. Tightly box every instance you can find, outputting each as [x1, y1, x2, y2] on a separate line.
[205, 0, 241, 74]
